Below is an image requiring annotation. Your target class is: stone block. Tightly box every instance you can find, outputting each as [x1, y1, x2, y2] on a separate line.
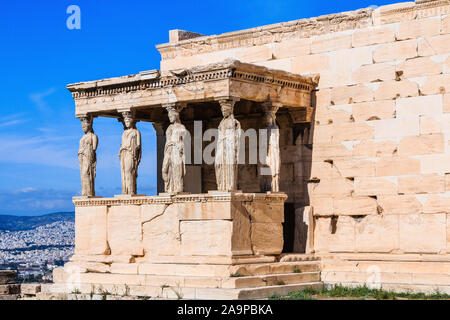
[352, 63, 396, 83]
[353, 140, 398, 158]
[352, 26, 396, 47]
[291, 54, 329, 74]
[236, 45, 272, 63]
[398, 174, 445, 194]
[108, 205, 143, 256]
[352, 100, 395, 121]
[397, 17, 441, 40]
[75, 206, 109, 255]
[397, 57, 442, 78]
[374, 80, 418, 100]
[354, 177, 397, 196]
[272, 38, 311, 59]
[314, 216, 355, 253]
[443, 15, 450, 34]
[333, 196, 378, 216]
[371, 118, 419, 139]
[420, 154, 450, 174]
[330, 85, 374, 105]
[332, 122, 375, 142]
[355, 215, 399, 252]
[314, 105, 353, 125]
[254, 58, 292, 72]
[445, 94, 450, 113]
[110, 263, 139, 274]
[396, 95, 443, 118]
[329, 47, 373, 71]
[0, 271, 16, 285]
[311, 196, 333, 216]
[373, 40, 417, 63]
[311, 33, 352, 54]
[398, 133, 444, 156]
[312, 143, 353, 161]
[420, 116, 442, 134]
[377, 195, 423, 215]
[315, 89, 331, 107]
[423, 194, 450, 213]
[375, 157, 420, 176]
[180, 220, 233, 256]
[420, 75, 450, 95]
[398, 214, 447, 253]
[20, 283, 41, 295]
[333, 159, 375, 177]
[311, 178, 354, 197]
[418, 34, 450, 56]
[0, 284, 20, 295]
[249, 201, 284, 223]
[142, 203, 181, 257]
[251, 223, 283, 255]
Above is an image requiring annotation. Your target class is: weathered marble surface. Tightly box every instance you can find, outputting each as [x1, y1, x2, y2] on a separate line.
[119, 111, 141, 195]
[78, 116, 98, 197]
[162, 104, 187, 193]
[215, 99, 241, 191]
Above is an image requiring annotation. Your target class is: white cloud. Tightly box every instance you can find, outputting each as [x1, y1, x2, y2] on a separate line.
[29, 88, 56, 112]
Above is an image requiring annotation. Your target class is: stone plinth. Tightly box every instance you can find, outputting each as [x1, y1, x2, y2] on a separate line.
[0, 270, 16, 284]
[45, 193, 323, 299]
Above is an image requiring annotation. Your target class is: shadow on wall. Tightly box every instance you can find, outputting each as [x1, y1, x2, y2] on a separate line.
[286, 90, 316, 254]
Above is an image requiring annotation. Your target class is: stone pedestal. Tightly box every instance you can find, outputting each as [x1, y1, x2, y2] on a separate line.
[45, 193, 323, 299]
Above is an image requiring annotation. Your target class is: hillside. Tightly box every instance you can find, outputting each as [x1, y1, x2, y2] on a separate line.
[0, 212, 75, 231]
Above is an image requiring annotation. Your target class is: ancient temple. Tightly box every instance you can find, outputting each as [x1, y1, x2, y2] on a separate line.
[48, 0, 450, 299]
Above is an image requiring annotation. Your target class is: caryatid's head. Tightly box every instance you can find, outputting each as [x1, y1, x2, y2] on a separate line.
[122, 111, 136, 129]
[220, 101, 233, 118]
[80, 116, 93, 134]
[167, 108, 180, 124]
[164, 104, 184, 124]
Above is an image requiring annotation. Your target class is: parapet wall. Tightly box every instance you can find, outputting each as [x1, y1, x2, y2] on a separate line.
[155, 0, 450, 280]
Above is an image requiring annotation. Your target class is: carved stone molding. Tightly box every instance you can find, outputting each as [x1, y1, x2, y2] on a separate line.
[72, 193, 288, 207]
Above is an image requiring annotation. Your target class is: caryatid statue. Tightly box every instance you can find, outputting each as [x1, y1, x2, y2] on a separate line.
[78, 116, 98, 197]
[162, 104, 188, 193]
[262, 102, 281, 192]
[119, 111, 141, 195]
[215, 98, 241, 191]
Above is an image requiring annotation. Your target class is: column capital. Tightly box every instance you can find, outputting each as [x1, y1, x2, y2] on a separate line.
[162, 102, 186, 113]
[215, 96, 240, 104]
[262, 101, 282, 114]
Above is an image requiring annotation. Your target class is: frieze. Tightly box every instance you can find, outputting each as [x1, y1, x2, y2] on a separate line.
[68, 60, 316, 101]
[72, 192, 288, 207]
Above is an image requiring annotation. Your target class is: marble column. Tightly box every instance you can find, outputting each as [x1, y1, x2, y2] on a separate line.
[152, 122, 167, 194]
[260, 102, 281, 193]
[215, 98, 241, 192]
[78, 115, 98, 197]
[119, 111, 141, 195]
[162, 103, 188, 194]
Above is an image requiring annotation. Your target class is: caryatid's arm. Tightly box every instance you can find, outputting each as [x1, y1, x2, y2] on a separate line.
[136, 129, 142, 164]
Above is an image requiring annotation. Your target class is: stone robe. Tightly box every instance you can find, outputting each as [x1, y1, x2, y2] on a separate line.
[162, 123, 187, 193]
[266, 124, 280, 192]
[78, 132, 98, 196]
[119, 128, 141, 195]
[215, 116, 241, 191]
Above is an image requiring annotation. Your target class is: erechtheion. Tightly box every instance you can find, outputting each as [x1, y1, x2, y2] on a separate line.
[47, 0, 450, 299]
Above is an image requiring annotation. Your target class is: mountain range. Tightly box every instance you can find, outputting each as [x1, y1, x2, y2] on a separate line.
[0, 212, 75, 231]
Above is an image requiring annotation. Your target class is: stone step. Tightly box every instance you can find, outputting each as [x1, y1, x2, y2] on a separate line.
[223, 272, 321, 289]
[40, 282, 324, 300]
[236, 282, 324, 300]
[230, 261, 321, 276]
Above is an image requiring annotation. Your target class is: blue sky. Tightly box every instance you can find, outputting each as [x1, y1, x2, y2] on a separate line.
[0, 0, 400, 215]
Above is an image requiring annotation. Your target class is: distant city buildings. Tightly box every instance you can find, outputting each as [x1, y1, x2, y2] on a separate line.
[0, 221, 74, 281]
